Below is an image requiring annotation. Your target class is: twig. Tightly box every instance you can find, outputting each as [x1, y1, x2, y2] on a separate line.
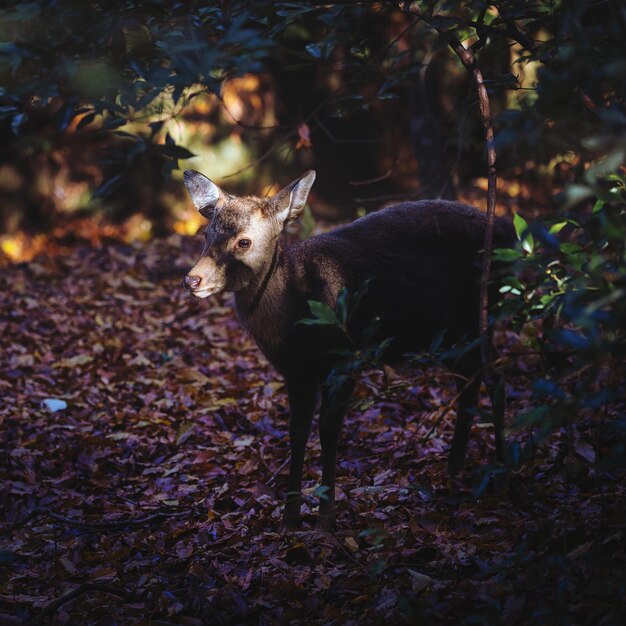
[222, 134, 297, 179]
[313, 113, 382, 145]
[417, 371, 481, 445]
[57, 509, 188, 529]
[35, 583, 132, 625]
[222, 93, 337, 179]
[6, 507, 190, 533]
[348, 168, 394, 186]
[267, 458, 290, 487]
[576, 86, 599, 116]
[353, 190, 419, 204]
[4, 508, 40, 532]
[319, 535, 370, 574]
[46, 509, 190, 530]
[213, 91, 288, 132]
[231, 454, 290, 515]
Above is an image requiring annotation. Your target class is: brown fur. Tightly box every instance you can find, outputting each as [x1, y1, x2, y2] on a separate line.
[183, 170, 516, 530]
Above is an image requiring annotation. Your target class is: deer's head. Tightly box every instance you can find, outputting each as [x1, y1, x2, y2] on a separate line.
[183, 170, 316, 298]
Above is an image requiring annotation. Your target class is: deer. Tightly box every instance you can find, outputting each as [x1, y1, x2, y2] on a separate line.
[182, 169, 515, 531]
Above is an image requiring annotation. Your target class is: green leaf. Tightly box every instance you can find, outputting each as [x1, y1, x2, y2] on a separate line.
[336, 287, 349, 326]
[504, 275, 525, 291]
[549, 221, 568, 234]
[605, 173, 626, 184]
[351, 278, 372, 315]
[592, 199, 605, 213]
[313, 485, 330, 500]
[513, 212, 529, 240]
[492, 248, 522, 262]
[473, 466, 508, 498]
[513, 405, 550, 429]
[308, 300, 339, 325]
[513, 213, 534, 253]
[522, 233, 534, 254]
[176, 422, 197, 445]
[560, 242, 583, 254]
[297, 318, 334, 326]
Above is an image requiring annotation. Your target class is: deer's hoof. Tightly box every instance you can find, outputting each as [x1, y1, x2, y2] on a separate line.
[316, 514, 335, 533]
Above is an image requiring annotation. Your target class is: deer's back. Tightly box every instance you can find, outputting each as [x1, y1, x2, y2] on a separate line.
[275, 201, 514, 377]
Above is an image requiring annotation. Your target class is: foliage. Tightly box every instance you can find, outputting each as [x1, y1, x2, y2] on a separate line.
[298, 280, 393, 408]
[299, 280, 481, 415]
[0, 1, 274, 114]
[2, 0, 625, 236]
[496, 173, 625, 459]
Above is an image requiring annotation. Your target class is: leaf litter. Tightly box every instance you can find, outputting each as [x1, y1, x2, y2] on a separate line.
[0, 235, 624, 624]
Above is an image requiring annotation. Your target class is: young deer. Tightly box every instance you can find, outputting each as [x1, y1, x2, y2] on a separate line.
[183, 169, 515, 531]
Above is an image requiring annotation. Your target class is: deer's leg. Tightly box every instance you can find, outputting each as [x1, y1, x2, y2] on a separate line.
[483, 361, 506, 465]
[448, 338, 507, 474]
[317, 379, 355, 532]
[448, 351, 481, 475]
[283, 380, 318, 529]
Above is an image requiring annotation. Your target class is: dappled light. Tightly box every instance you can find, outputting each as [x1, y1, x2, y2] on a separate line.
[0, 69, 283, 263]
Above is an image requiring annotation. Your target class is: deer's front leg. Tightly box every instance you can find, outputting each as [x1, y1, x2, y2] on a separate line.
[317, 380, 355, 532]
[283, 380, 317, 529]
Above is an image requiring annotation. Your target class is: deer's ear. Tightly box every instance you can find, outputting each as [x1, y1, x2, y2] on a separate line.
[273, 170, 316, 223]
[184, 170, 223, 218]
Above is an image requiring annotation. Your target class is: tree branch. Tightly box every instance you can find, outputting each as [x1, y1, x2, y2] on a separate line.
[35, 584, 132, 625]
[6, 507, 190, 533]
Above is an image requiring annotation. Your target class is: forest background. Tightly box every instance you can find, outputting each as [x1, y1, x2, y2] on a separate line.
[0, 1, 625, 624]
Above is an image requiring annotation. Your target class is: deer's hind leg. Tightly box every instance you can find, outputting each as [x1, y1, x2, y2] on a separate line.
[448, 347, 482, 475]
[317, 378, 355, 532]
[447, 340, 507, 474]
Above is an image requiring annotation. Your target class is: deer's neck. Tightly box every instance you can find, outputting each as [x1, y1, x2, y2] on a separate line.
[235, 239, 287, 327]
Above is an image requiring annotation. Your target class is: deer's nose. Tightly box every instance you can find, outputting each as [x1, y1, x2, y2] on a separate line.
[184, 275, 202, 291]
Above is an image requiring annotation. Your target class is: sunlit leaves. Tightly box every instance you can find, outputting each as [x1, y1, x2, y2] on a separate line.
[0, 1, 275, 142]
[513, 212, 534, 254]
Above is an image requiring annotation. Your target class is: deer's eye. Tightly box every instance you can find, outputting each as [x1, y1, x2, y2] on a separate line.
[238, 238, 252, 249]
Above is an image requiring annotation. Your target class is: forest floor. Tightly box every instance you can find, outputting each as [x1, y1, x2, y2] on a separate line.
[1, 234, 624, 625]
